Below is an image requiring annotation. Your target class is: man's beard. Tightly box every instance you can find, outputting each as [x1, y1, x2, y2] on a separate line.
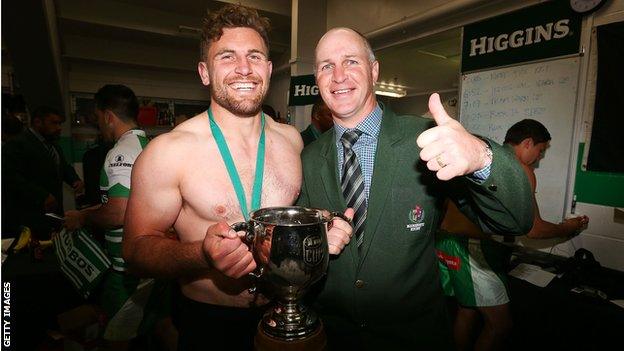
[210, 77, 267, 118]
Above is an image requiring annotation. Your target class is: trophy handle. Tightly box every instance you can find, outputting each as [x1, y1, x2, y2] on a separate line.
[231, 221, 255, 245]
[327, 211, 353, 230]
[231, 221, 264, 288]
[330, 211, 351, 224]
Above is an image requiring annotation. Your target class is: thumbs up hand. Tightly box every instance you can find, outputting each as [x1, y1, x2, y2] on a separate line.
[416, 93, 491, 181]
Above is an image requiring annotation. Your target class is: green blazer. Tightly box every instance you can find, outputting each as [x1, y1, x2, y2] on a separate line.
[2, 129, 80, 236]
[298, 107, 533, 349]
[300, 124, 321, 147]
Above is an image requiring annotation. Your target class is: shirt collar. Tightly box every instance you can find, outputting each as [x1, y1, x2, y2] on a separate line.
[334, 103, 383, 144]
[119, 128, 146, 140]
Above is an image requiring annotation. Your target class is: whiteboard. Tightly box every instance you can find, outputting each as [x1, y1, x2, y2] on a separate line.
[460, 57, 579, 223]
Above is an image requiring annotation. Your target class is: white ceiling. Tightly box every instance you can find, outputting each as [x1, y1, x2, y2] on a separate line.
[54, 0, 463, 96]
[56, 0, 292, 71]
[376, 27, 461, 97]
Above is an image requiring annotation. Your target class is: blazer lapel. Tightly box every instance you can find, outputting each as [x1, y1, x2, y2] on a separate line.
[318, 131, 344, 209]
[318, 131, 359, 269]
[357, 109, 403, 268]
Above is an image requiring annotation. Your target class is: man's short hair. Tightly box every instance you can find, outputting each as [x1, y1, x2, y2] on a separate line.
[314, 28, 376, 73]
[200, 4, 271, 61]
[352, 28, 376, 62]
[94, 84, 139, 123]
[504, 119, 551, 145]
[31, 106, 63, 123]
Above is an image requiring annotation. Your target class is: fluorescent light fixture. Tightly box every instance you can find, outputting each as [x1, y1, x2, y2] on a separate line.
[375, 90, 406, 98]
[375, 83, 407, 98]
[417, 50, 448, 60]
[178, 25, 201, 35]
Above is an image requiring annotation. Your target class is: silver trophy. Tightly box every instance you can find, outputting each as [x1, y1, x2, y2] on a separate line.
[233, 206, 346, 342]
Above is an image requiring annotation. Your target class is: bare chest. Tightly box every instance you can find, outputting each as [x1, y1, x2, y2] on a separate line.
[179, 142, 302, 224]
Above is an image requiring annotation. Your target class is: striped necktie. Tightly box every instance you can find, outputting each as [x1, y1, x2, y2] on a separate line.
[45, 141, 60, 167]
[340, 129, 367, 250]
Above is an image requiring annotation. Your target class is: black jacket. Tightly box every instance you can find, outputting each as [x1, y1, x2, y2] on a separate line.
[2, 129, 80, 237]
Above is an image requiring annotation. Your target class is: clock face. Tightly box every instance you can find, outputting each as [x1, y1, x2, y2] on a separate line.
[569, 0, 606, 14]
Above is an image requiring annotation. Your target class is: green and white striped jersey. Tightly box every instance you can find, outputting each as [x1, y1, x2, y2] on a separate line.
[100, 129, 148, 272]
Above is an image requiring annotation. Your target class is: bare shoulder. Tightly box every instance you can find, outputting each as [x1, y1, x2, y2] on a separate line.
[266, 118, 303, 152]
[520, 162, 537, 191]
[135, 114, 210, 172]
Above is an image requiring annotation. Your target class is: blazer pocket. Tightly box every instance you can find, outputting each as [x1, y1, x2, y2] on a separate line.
[388, 187, 435, 244]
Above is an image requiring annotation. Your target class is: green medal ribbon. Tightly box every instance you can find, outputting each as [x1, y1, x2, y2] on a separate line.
[208, 108, 265, 221]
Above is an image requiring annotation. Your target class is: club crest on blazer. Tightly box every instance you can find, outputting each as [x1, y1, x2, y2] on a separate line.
[406, 205, 426, 232]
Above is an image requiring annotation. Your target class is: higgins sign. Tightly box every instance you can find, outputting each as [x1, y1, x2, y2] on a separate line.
[461, 1, 581, 72]
[288, 74, 320, 106]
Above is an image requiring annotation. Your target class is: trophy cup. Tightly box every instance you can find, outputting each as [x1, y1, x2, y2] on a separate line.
[233, 206, 346, 351]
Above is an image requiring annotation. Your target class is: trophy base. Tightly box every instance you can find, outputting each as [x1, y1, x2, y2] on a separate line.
[254, 321, 327, 351]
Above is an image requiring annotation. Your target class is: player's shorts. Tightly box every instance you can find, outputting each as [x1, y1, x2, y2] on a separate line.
[435, 231, 512, 307]
[174, 294, 265, 351]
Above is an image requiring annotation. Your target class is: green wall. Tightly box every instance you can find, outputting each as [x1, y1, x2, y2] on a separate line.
[574, 143, 624, 207]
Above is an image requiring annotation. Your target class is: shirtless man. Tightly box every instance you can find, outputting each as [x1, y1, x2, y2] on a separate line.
[122, 5, 352, 350]
[437, 119, 589, 351]
[504, 119, 589, 238]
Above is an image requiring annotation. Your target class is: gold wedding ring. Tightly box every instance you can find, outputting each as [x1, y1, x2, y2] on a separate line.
[436, 155, 447, 168]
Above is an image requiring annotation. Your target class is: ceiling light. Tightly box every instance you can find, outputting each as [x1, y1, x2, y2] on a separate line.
[375, 83, 407, 98]
[417, 50, 448, 60]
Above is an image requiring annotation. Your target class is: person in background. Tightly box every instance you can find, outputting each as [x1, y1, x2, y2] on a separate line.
[296, 27, 533, 350]
[174, 113, 189, 126]
[121, 5, 352, 350]
[1, 111, 24, 143]
[261, 103, 277, 120]
[505, 119, 589, 238]
[64, 85, 169, 350]
[263, 103, 287, 123]
[1, 94, 26, 143]
[1, 100, 26, 237]
[2, 113, 24, 145]
[2, 106, 83, 239]
[436, 202, 515, 351]
[436, 118, 589, 351]
[300, 98, 333, 146]
[81, 135, 113, 208]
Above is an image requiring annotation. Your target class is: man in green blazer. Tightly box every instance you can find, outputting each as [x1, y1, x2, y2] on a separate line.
[2, 106, 83, 238]
[297, 28, 533, 350]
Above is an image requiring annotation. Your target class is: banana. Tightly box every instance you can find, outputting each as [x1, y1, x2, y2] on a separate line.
[38, 240, 53, 248]
[12, 227, 32, 252]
